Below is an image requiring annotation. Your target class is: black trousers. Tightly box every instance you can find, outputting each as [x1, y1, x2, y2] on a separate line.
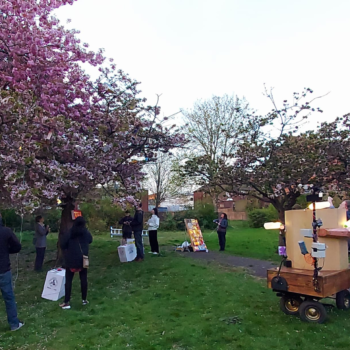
[64, 268, 88, 303]
[217, 232, 226, 251]
[34, 247, 46, 271]
[149, 230, 159, 253]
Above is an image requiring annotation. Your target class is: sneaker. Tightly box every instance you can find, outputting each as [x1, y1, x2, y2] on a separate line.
[59, 302, 71, 310]
[82, 300, 89, 306]
[149, 251, 153, 254]
[11, 321, 24, 331]
[134, 257, 144, 262]
[153, 252, 159, 255]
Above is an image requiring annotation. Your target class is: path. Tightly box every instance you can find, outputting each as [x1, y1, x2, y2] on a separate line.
[178, 250, 278, 278]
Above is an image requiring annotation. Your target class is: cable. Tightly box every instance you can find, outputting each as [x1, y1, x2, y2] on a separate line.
[13, 167, 26, 290]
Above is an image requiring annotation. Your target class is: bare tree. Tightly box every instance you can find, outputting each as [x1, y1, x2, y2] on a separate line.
[144, 153, 178, 207]
[180, 94, 250, 204]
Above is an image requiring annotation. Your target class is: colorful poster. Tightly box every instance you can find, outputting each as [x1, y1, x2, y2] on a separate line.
[71, 210, 82, 220]
[184, 219, 208, 252]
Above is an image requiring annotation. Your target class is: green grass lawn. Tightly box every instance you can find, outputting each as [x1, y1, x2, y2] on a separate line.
[159, 221, 280, 262]
[203, 221, 280, 261]
[1, 228, 350, 350]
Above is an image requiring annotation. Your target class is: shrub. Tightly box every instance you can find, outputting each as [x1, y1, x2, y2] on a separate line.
[87, 218, 109, 235]
[296, 195, 308, 209]
[0, 209, 23, 230]
[0, 207, 62, 233]
[248, 205, 279, 228]
[80, 197, 127, 234]
[159, 204, 217, 231]
[160, 213, 177, 231]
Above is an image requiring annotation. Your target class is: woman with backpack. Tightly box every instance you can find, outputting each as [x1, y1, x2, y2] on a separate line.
[59, 216, 92, 309]
[213, 213, 228, 251]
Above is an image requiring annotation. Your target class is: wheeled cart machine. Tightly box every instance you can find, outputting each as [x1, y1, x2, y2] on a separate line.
[267, 266, 350, 323]
[266, 196, 350, 323]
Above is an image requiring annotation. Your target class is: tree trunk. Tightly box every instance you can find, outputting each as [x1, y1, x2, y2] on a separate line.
[278, 209, 285, 224]
[56, 196, 75, 266]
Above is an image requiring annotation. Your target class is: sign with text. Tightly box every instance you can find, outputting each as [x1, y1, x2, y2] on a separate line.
[71, 210, 82, 220]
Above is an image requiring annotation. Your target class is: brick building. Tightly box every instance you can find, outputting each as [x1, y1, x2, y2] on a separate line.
[194, 189, 266, 220]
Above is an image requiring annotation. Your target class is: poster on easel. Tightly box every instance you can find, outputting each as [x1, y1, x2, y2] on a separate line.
[184, 219, 208, 252]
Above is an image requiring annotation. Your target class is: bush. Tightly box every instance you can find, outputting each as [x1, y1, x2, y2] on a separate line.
[160, 213, 177, 231]
[80, 197, 127, 234]
[0, 209, 23, 231]
[0, 207, 62, 233]
[248, 205, 279, 228]
[296, 195, 308, 209]
[159, 204, 217, 231]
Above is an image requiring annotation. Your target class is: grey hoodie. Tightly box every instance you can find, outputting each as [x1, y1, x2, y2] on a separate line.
[35, 223, 48, 248]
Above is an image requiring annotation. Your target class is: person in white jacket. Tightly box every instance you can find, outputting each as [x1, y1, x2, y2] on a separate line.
[147, 208, 160, 254]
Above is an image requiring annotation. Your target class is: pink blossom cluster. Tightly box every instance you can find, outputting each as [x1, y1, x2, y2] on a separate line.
[0, 0, 186, 213]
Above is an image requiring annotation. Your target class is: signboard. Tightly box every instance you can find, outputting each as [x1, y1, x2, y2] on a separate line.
[42, 268, 66, 301]
[71, 210, 82, 220]
[184, 219, 208, 252]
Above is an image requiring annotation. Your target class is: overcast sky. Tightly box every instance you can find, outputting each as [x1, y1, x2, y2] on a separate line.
[56, 0, 350, 130]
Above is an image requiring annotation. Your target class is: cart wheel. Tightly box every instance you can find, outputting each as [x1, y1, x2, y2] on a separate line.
[299, 301, 327, 323]
[279, 296, 303, 315]
[336, 290, 350, 310]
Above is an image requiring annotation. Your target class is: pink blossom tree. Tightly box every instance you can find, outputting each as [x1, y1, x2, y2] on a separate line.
[0, 0, 186, 240]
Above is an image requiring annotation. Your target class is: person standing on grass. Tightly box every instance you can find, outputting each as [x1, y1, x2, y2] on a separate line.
[34, 215, 50, 272]
[59, 216, 92, 310]
[0, 213, 24, 331]
[118, 210, 133, 244]
[131, 203, 144, 262]
[213, 213, 228, 251]
[147, 208, 160, 255]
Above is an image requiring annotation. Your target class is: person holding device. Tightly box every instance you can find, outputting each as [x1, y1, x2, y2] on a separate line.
[213, 213, 228, 251]
[34, 215, 50, 271]
[118, 210, 133, 244]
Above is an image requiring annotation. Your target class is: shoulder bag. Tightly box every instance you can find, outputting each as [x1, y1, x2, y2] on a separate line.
[78, 241, 89, 269]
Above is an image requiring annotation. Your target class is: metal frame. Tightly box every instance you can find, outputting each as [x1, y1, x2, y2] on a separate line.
[110, 227, 149, 238]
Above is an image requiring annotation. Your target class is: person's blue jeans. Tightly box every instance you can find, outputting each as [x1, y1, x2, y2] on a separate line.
[134, 231, 144, 259]
[0, 270, 19, 329]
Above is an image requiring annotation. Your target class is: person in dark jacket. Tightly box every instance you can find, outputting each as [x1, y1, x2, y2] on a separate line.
[118, 210, 133, 243]
[130, 203, 144, 261]
[34, 215, 50, 271]
[213, 213, 228, 251]
[59, 216, 93, 309]
[0, 213, 24, 331]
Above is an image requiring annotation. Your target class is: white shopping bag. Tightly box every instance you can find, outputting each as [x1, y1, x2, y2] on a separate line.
[118, 243, 137, 263]
[41, 268, 66, 301]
